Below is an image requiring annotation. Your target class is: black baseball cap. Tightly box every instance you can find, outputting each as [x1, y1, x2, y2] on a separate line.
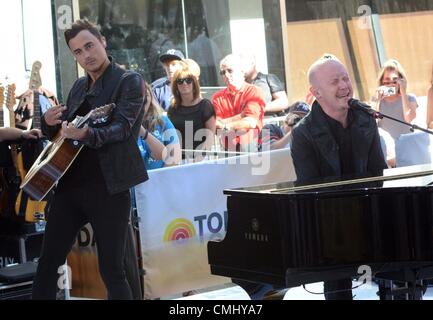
[288, 101, 310, 115]
[159, 49, 185, 63]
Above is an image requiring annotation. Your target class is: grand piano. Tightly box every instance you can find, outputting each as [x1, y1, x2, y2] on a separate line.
[207, 165, 433, 299]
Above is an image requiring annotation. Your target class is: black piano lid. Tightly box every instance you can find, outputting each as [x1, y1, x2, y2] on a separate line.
[223, 163, 433, 198]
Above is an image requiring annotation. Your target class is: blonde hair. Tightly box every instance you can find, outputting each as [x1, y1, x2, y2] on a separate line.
[170, 64, 201, 109]
[143, 82, 164, 132]
[184, 58, 201, 78]
[377, 59, 407, 86]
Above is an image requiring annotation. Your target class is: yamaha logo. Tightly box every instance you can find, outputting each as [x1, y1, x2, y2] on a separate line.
[252, 219, 260, 232]
[245, 218, 269, 243]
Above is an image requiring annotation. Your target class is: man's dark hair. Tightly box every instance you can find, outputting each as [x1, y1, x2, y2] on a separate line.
[64, 19, 103, 46]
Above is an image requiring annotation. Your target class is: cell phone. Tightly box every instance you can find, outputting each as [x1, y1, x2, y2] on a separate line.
[382, 86, 397, 97]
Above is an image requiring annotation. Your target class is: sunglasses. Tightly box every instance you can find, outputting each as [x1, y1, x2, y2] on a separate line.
[220, 69, 234, 76]
[176, 78, 193, 85]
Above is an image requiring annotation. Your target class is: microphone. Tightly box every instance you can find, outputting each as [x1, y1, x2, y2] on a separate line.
[348, 98, 381, 118]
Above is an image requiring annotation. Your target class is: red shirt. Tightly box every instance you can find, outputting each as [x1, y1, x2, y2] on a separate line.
[212, 83, 265, 151]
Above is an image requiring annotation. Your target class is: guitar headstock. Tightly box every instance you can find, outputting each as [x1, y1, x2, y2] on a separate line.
[29, 61, 42, 90]
[6, 84, 16, 112]
[0, 86, 4, 110]
[90, 103, 116, 125]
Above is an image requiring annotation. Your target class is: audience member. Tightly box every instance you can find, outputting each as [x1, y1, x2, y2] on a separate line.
[260, 101, 310, 151]
[373, 59, 417, 141]
[212, 54, 265, 152]
[152, 49, 185, 111]
[242, 53, 289, 116]
[168, 64, 216, 161]
[138, 83, 181, 169]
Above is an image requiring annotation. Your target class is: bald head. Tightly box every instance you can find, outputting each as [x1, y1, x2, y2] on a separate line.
[307, 56, 353, 116]
[308, 57, 344, 88]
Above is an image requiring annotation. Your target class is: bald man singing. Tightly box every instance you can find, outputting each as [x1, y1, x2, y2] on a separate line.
[290, 55, 387, 300]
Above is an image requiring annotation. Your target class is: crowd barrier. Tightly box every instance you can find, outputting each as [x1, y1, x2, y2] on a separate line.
[135, 148, 295, 299]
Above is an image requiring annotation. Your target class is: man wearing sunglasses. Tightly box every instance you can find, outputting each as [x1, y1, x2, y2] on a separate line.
[152, 49, 185, 111]
[212, 54, 265, 152]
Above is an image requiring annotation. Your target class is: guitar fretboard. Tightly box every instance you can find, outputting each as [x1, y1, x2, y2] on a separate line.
[0, 86, 4, 127]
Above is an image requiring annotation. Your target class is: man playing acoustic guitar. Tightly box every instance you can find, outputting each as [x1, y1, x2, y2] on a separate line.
[32, 19, 148, 300]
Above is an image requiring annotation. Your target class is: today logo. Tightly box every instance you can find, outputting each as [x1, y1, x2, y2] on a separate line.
[164, 212, 228, 243]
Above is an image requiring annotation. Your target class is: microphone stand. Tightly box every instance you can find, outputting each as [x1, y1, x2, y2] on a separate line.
[357, 106, 433, 136]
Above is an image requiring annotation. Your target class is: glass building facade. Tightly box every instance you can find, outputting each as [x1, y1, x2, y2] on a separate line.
[53, 0, 285, 100]
[53, 0, 433, 118]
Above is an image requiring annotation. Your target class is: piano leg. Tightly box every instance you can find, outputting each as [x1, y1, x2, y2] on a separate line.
[377, 279, 427, 300]
[323, 279, 353, 300]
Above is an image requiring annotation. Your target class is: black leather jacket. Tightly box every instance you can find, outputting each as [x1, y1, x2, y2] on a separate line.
[41, 59, 148, 194]
[291, 101, 387, 184]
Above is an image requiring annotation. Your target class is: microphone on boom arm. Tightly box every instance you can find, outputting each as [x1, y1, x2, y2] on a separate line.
[348, 98, 381, 119]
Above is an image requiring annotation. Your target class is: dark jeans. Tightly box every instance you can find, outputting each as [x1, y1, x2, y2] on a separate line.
[324, 279, 353, 300]
[32, 185, 132, 300]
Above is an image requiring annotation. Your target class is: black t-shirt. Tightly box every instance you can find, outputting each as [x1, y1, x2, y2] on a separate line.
[321, 108, 355, 175]
[252, 72, 286, 117]
[168, 99, 215, 151]
[57, 99, 105, 191]
[252, 72, 285, 104]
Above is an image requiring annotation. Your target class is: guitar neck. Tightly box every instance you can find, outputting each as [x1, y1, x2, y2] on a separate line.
[33, 92, 42, 129]
[8, 109, 16, 128]
[0, 86, 4, 127]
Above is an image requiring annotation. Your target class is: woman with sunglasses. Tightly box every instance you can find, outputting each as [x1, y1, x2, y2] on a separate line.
[168, 64, 216, 161]
[373, 59, 418, 142]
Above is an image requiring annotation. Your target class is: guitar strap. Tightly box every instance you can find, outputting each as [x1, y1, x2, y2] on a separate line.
[110, 71, 133, 102]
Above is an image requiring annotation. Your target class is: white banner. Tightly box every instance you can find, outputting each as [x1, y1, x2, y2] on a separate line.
[135, 148, 295, 299]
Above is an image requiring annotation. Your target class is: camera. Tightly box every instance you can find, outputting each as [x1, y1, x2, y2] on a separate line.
[382, 86, 397, 97]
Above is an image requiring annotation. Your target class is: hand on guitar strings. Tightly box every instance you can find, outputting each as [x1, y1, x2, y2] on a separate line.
[44, 104, 67, 126]
[61, 121, 90, 141]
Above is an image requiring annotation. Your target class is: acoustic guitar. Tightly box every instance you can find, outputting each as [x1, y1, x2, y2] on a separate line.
[21, 103, 115, 201]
